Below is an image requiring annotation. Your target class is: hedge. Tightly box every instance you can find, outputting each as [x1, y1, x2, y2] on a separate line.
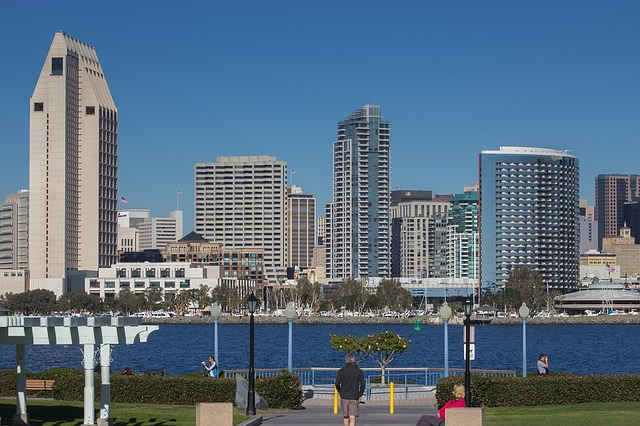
[436, 374, 640, 407]
[0, 369, 303, 409]
[255, 371, 304, 409]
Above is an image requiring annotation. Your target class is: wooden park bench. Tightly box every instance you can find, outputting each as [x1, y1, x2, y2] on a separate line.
[25, 379, 56, 398]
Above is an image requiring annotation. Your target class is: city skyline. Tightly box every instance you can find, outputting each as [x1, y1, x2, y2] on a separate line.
[1, 1, 639, 233]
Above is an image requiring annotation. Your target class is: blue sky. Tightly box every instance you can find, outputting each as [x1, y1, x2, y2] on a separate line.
[1, 1, 639, 233]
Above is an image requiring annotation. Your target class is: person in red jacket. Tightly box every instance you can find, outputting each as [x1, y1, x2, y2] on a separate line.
[416, 383, 466, 426]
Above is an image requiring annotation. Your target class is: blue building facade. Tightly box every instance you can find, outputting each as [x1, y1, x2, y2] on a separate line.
[480, 147, 580, 291]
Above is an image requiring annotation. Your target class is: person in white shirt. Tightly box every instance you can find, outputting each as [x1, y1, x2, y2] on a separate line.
[202, 355, 218, 378]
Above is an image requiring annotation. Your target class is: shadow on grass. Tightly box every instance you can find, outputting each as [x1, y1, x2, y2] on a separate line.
[0, 402, 84, 425]
[113, 419, 178, 426]
[0, 402, 179, 426]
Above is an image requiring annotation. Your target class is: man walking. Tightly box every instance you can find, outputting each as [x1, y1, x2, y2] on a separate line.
[335, 353, 365, 426]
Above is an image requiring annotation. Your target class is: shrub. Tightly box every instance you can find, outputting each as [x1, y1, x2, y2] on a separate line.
[1, 368, 302, 409]
[436, 374, 640, 407]
[255, 371, 303, 409]
[0, 370, 17, 397]
[53, 372, 236, 405]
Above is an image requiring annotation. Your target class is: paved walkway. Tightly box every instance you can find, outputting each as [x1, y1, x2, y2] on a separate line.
[260, 399, 436, 425]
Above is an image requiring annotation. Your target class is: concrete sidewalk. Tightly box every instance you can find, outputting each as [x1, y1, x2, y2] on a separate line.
[260, 399, 436, 425]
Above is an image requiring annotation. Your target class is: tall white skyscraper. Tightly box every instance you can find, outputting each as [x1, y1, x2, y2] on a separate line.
[29, 32, 118, 294]
[327, 105, 391, 279]
[195, 156, 287, 285]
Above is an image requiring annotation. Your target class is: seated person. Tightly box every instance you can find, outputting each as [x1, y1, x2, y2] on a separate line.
[416, 383, 466, 426]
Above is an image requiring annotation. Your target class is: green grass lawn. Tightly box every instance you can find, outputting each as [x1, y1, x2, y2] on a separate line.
[485, 401, 640, 425]
[3, 399, 640, 425]
[0, 398, 251, 426]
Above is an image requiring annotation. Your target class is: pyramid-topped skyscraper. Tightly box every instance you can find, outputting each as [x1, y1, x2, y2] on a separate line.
[29, 32, 118, 294]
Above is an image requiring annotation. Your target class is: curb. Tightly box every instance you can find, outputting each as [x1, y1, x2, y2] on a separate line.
[237, 415, 262, 426]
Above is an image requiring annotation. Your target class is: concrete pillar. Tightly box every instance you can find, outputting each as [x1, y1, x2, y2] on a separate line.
[83, 343, 95, 426]
[14, 344, 28, 425]
[97, 344, 113, 426]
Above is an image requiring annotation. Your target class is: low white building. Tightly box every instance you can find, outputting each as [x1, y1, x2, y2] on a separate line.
[86, 262, 258, 303]
[86, 262, 220, 300]
[366, 277, 478, 299]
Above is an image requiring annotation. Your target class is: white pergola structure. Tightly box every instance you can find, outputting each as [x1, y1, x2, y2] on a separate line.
[0, 316, 158, 426]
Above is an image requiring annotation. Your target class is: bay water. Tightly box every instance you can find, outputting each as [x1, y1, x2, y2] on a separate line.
[1, 324, 638, 377]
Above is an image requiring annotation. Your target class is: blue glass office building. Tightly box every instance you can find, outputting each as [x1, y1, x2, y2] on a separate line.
[480, 147, 579, 291]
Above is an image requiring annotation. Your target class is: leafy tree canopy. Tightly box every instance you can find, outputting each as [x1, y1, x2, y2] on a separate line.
[331, 331, 411, 384]
[506, 268, 546, 313]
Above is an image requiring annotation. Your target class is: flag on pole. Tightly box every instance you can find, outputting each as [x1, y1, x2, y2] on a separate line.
[177, 190, 183, 195]
[606, 263, 615, 273]
[291, 170, 296, 174]
[120, 196, 129, 204]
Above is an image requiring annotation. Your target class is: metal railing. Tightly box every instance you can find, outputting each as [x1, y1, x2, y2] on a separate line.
[222, 367, 517, 400]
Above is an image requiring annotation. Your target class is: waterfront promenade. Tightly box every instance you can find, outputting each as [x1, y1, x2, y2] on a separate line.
[260, 399, 437, 425]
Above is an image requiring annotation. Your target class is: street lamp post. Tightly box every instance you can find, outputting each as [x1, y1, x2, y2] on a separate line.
[211, 303, 222, 368]
[284, 302, 296, 372]
[519, 302, 530, 378]
[246, 293, 258, 416]
[463, 298, 473, 407]
[439, 302, 452, 377]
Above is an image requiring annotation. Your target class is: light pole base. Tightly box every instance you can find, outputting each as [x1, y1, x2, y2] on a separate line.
[13, 413, 29, 426]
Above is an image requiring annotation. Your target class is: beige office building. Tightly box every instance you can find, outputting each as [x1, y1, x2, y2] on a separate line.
[29, 32, 118, 294]
[0, 190, 29, 270]
[194, 156, 287, 285]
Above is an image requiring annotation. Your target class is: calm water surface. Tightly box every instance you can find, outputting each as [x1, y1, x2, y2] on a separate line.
[1, 324, 638, 376]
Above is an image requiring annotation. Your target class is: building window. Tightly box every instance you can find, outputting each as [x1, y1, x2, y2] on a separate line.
[51, 57, 63, 76]
[34, 102, 44, 111]
[86, 106, 96, 115]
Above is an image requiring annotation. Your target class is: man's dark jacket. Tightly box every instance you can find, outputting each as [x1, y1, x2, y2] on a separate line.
[335, 363, 365, 400]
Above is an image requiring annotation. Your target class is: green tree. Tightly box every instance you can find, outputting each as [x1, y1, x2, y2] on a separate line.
[331, 278, 370, 314]
[506, 268, 546, 313]
[144, 287, 164, 311]
[115, 287, 145, 315]
[298, 277, 322, 312]
[331, 331, 411, 384]
[5, 289, 57, 315]
[375, 279, 414, 311]
[57, 291, 103, 314]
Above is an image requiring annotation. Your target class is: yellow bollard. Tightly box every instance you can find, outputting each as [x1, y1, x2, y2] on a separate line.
[390, 382, 395, 414]
[334, 386, 339, 414]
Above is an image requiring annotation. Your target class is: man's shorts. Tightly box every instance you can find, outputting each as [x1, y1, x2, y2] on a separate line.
[341, 398, 359, 417]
